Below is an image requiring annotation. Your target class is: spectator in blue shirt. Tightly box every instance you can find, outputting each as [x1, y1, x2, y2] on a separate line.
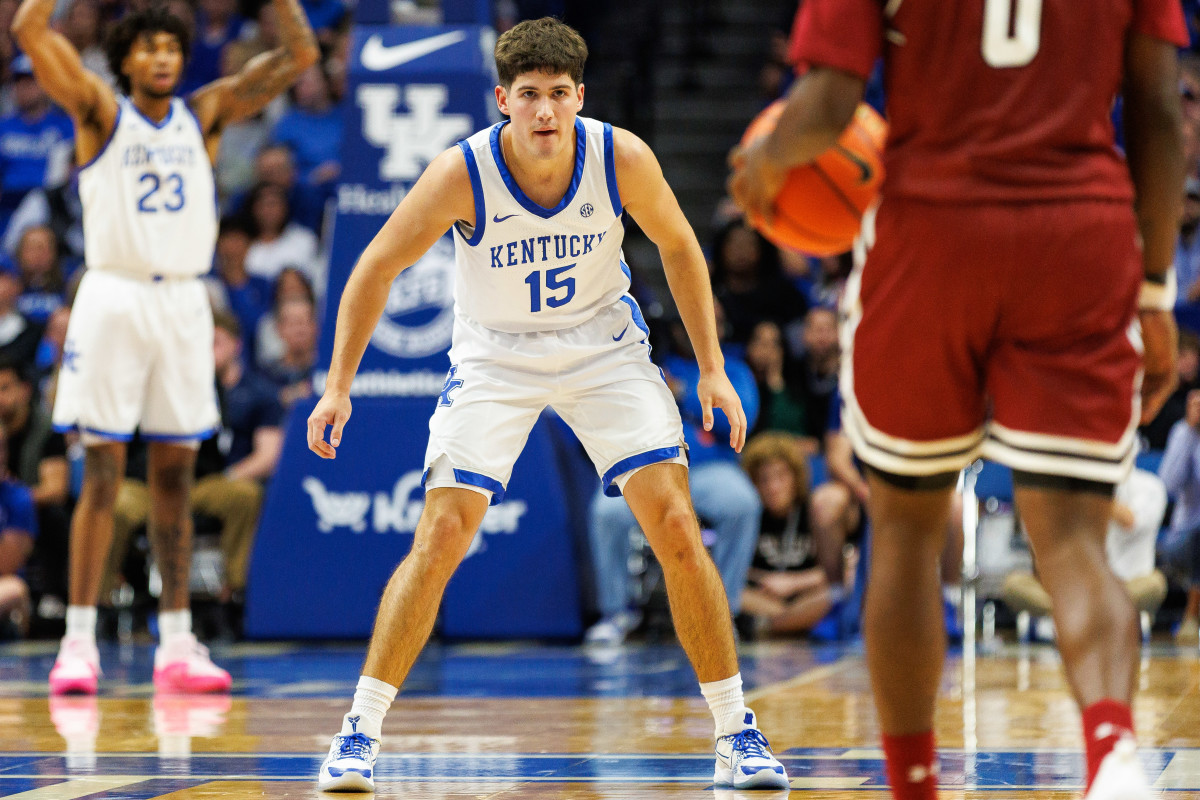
[269, 64, 342, 210]
[1157, 390, 1200, 645]
[210, 216, 272, 357]
[0, 420, 38, 638]
[584, 304, 761, 645]
[0, 55, 72, 239]
[13, 224, 63, 324]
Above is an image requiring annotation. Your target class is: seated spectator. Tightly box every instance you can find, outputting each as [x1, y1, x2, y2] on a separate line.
[1142, 329, 1200, 450]
[1003, 467, 1169, 631]
[791, 307, 840, 441]
[0, 55, 73, 238]
[1158, 389, 1200, 646]
[0, 421, 37, 638]
[0, 267, 42, 365]
[269, 65, 342, 206]
[242, 182, 321, 286]
[2, 160, 84, 268]
[103, 313, 283, 615]
[261, 297, 317, 409]
[0, 358, 68, 610]
[13, 225, 65, 324]
[226, 144, 323, 233]
[181, 0, 244, 94]
[710, 217, 807, 346]
[60, 0, 112, 86]
[585, 308, 761, 646]
[255, 266, 315, 367]
[208, 216, 272, 357]
[739, 432, 841, 636]
[744, 320, 810, 441]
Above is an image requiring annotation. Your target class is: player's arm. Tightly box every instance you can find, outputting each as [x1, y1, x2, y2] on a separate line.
[1124, 31, 1186, 422]
[188, 0, 318, 136]
[614, 127, 748, 452]
[727, 67, 865, 223]
[11, 0, 115, 126]
[307, 148, 475, 458]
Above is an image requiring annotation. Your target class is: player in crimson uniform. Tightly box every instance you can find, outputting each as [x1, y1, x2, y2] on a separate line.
[729, 2, 1186, 799]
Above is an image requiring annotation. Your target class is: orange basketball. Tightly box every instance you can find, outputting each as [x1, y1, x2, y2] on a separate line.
[740, 100, 887, 256]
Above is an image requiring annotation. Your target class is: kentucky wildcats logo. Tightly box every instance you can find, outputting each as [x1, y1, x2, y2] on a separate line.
[370, 235, 456, 358]
[357, 83, 472, 181]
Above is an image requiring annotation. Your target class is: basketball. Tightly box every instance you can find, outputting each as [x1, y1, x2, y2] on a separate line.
[739, 100, 887, 256]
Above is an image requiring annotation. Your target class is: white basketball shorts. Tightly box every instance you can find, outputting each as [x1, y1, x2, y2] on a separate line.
[52, 269, 220, 444]
[424, 299, 687, 504]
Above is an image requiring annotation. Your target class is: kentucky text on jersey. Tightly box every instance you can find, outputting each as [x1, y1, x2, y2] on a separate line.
[489, 232, 609, 269]
[120, 142, 197, 168]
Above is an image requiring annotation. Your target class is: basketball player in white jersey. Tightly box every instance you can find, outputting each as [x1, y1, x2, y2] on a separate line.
[12, 0, 317, 694]
[309, 18, 790, 793]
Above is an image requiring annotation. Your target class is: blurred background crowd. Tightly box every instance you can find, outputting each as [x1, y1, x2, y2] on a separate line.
[0, 0, 1198, 652]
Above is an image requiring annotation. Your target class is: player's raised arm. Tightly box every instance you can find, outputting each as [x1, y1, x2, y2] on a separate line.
[1124, 31, 1186, 422]
[188, 0, 318, 134]
[727, 67, 864, 224]
[11, 0, 114, 125]
[307, 147, 475, 458]
[613, 127, 748, 452]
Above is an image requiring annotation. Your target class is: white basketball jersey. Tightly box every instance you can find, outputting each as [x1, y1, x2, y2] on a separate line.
[78, 96, 217, 278]
[453, 117, 630, 333]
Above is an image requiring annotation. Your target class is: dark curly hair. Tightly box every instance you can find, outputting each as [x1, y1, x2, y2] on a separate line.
[105, 6, 191, 95]
[494, 17, 587, 89]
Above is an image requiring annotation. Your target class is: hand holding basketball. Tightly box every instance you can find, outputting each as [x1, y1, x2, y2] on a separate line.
[308, 391, 353, 458]
[730, 100, 887, 256]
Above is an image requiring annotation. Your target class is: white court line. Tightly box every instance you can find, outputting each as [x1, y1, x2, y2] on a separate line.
[1156, 751, 1200, 789]
[0, 776, 147, 799]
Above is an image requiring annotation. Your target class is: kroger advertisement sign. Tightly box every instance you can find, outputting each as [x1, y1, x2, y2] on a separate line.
[247, 27, 582, 640]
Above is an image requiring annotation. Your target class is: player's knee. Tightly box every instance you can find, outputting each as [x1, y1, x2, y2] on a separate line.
[151, 463, 192, 498]
[412, 510, 475, 575]
[648, 505, 706, 569]
[83, 452, 123, 507]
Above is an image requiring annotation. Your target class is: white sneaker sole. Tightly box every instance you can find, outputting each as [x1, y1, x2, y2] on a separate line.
[318, 769, 375, 792]
[714, 764, 791, 789]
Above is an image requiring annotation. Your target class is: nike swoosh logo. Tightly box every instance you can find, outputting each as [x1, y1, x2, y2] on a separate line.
[834, 144, 874, 184]
[612, 325, 629, 342]
[360, 31, 468, 71]
[493, 213, 519, 223]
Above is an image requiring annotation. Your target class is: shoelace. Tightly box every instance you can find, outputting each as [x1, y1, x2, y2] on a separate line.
[335, 732, 375, 760]
[730, 728, 772, 760]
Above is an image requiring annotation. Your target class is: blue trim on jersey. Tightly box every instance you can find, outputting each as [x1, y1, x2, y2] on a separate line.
[129, 96, 176, 130]
[602, 446, 683, 497]
[78, 103, 123, 172]
[142, 427, 218, 443]
[457, 141, 486, 246]
[453, 469, 505, 504]
[603, 122, 622, 216]
[489, 118, 586, 218]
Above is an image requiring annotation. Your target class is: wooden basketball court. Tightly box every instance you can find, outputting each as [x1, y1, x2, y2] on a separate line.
[0, 637, 1197, 798]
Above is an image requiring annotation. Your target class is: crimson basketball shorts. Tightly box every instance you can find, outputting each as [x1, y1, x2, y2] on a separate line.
[841, 198, 1142, 484]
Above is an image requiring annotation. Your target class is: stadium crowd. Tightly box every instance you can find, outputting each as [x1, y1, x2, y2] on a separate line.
[0, 0, 1198, 652]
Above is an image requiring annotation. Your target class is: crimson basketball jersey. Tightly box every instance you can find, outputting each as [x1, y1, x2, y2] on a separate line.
[789, 0, 1188, 204]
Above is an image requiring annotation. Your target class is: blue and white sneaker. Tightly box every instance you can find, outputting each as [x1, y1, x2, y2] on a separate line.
[317, 717, 380, 792]
[714, 708, 790, 789]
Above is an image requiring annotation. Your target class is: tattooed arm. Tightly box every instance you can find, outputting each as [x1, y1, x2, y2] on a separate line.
[187, 0, 318, 152]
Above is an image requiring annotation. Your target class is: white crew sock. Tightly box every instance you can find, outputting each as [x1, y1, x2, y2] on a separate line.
[700, 673, 746, 738]
[158, 609, 192, 646]
[65, 606, 97, 642]
[343, 675, 398, 741]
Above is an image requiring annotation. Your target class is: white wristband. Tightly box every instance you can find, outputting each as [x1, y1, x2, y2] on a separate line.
[1139, 268, 1177, 311]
